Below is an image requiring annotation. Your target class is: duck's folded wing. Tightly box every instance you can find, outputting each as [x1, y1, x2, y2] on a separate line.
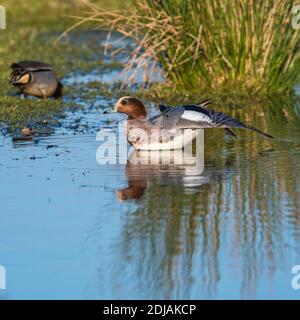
[10, 61, 54, 84]
[159, 100, 214, 113]
[158, 104, 170, 112]
[149, 105, 212, 129]
[151, 104, 273, 138]
[149, 104, 171, 125]
[164, 105, 216, 129]
[147, 109, 184, 131]
[11, 61, 53, 72]
[171, 105, 274, 138]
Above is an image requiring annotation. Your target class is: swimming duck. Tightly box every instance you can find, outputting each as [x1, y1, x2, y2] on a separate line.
[114, 96, 274, 150]
[10, 61, 63, 98]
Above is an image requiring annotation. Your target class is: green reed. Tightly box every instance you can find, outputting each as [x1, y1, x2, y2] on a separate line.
[74, 0, 300, 94]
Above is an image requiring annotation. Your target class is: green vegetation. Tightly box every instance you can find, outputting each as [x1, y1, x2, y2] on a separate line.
[1, 0, 300, 132]
[77, 0, 300, 94]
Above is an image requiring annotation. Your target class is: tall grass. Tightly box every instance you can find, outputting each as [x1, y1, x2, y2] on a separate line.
[66, 0, 300, 94]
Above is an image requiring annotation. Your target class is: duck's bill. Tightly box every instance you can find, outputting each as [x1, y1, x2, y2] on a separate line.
[103, 105, 117, 114]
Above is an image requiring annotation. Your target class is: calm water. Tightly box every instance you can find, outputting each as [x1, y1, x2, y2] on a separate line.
[1, 96, 300, 299]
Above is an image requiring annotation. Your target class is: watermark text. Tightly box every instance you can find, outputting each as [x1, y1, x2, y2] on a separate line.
[292, 5, 300, 30]
[0, 5, 5, 29]
[291, 265, 300, 290]
[0, 265, 6, 290]
[96, 122, 205, 175]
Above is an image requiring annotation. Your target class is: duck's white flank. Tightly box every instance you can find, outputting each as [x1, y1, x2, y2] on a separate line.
[135, 130, 201, 151]
[181, 110, 213, 124]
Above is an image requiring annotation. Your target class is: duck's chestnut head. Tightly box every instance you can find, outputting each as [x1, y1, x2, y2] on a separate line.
[114, 96, 147, 120]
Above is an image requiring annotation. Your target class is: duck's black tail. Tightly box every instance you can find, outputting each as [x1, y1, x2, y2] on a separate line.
[209, 110, 274, 138]
[243, 124, 274, 138]
[53, 81, 63, 99]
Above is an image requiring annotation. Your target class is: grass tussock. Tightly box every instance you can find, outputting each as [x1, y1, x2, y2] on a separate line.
[71, 0, 300, 94]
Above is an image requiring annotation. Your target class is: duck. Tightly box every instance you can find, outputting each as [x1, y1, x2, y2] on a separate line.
[10, 60, 63, 98]
[113, 96, 274, 151]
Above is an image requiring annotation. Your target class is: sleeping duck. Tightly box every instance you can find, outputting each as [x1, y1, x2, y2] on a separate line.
[10, 60, 63, 99]
[113, 96, 273, 150]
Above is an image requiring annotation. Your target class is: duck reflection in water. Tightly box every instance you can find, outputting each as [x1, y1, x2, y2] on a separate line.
[114, 146, 237, 299]
[116, 146, 233, 201]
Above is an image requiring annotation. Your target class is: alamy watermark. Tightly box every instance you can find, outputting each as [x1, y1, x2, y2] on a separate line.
[0, 265, 6, 290]
[292, 5, 300, 30]
[0, 5, 5, 29]
[96, 122, 205, 175]
[291, 265, 300, 290]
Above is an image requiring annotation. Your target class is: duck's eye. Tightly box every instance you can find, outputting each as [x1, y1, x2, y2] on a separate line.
[121, 100, 128, 105]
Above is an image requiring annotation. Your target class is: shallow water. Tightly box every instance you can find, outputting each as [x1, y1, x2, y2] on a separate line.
[1, 94, 300, 300]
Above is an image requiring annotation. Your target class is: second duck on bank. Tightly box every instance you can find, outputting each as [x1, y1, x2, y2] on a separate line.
[10, 60, 63, 99]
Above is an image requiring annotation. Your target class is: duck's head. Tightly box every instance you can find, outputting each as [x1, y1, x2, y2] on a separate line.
[10, 72, 32, 86]
[114, 96, 147, 120]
